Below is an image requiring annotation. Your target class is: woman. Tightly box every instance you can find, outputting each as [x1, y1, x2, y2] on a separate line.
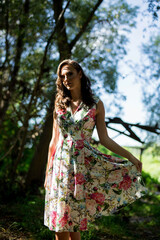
[44, 59, 146, 240]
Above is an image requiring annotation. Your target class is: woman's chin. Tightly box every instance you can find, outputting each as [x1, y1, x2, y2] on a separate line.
[66, 85, 74, 90]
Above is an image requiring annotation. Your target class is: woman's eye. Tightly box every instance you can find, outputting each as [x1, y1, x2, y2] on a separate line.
[68, 72, 73, 76]
[60, 72, 73, 79]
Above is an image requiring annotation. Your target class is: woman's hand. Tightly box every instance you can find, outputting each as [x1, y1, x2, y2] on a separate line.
[128, 155, 142, 173]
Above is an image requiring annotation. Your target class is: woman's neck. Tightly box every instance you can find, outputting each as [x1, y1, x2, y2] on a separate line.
[70, 89, 82, 101]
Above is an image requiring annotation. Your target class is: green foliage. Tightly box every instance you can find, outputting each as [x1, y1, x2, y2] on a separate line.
[142, 44, 160, 122]
[124, 145, 160, 184]
[137, 34, 160, 146]
[0, 0, 139, 185]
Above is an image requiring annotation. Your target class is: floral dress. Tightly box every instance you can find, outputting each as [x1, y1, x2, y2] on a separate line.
[44, 95, 147, 232]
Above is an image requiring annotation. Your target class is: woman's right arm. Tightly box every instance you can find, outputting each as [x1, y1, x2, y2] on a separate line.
[44, 115, 59, 188]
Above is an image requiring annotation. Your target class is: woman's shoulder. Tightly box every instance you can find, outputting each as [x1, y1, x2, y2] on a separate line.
[92, 94, 104, 115]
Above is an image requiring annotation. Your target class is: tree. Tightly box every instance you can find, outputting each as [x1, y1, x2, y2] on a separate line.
[0, 0, 139, 189]
[138, 34, 160, 153]
[147, 0, 160, 20]
[141, 34, 160, 125]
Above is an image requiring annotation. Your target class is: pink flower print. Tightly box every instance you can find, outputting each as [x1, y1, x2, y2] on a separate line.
[112, 183, 117, 188]
[133, 177, 137, 182]
[75, 173, 86, 185]
[69, 221, 73, 226]
[85, 192, 90, 199]
[122, 168, 129, 176]
[61, 115, 66, 120]
[51, 211, 57, 227]
[80, 218, 87, 231]
[88, 108, 96, 119]
[74, 184, 84, 200]
[74, 150, 79, 156]
[59, 212, 68, 227]
[90, 192, 105, 205]
[93, 186, 98, 191]
[69, 182, 75, 191]
[107, 170, 123, 183]
[97, 206, 101, 211]
[85, 156, 92, 165]
[119, 175, 132, 190]
[57, 109, 67, 115]
[101, 153, 112, 158]
[81, 132, 85, 139]
[65, 205, 70, 214]
[84, 117, 89, 121]
[75, 140, 84, 150]
[67, 139, 73, 148]
[86, 199, 97, 215]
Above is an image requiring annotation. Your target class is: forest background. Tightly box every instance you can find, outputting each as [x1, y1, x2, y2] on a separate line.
[0, 0, 160, 239]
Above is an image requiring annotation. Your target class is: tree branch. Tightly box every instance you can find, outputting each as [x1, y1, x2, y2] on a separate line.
[105, 117, 160, 144]
[69, 0, 103, 50]
[53, 0, 71, 59]
[0, 0, 30, 127]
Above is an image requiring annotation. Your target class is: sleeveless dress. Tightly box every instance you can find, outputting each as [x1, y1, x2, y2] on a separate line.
[44, 95, 147, 232]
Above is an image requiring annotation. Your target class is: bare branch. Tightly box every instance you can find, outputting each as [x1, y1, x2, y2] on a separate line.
[0, 0, 30, 126]
[69, 0, 103, 50]
[105, 117, 160, 144]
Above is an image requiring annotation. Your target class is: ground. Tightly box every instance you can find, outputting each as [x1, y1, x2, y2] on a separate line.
[0, 189, 160, 240]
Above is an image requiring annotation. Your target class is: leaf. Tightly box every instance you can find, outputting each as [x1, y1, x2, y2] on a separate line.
[103, 203, 109, 211]
[113, 189, 122, 195]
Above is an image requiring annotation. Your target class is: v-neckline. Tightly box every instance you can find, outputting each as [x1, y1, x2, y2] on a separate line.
[70, 101, 83, 116]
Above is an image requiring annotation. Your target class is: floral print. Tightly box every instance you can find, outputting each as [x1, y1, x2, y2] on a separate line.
[44, 95, 147, 232]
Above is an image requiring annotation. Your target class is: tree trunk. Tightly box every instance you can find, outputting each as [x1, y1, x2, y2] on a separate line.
[25, 103, 53, 188]
[25, 0, 104, 189]
[53, 0, 71, 60]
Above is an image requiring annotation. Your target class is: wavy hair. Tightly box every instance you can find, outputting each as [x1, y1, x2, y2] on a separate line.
[54, 59, 96, 118]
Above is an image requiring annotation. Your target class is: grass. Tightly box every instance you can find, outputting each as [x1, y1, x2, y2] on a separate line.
[123, 146, 160, 182]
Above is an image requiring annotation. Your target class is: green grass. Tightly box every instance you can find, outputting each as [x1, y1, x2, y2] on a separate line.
[0, 191, 54, 240]
[125, 146, 160, 182]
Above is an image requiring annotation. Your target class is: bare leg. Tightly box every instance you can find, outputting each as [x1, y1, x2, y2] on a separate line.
[69, 232, 81, 240]
[55, 232, 70, 240]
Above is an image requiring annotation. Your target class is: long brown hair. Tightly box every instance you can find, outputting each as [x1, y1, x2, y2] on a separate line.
[54, 59, 96, 118]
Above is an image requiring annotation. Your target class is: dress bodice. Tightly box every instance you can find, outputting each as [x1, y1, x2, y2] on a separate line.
[56, 96, 99, 144]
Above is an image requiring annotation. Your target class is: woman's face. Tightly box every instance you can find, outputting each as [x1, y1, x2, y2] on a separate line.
[60, 64, 82, 91]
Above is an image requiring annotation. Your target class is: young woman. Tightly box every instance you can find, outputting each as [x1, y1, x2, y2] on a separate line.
[44, 59, 146, 240]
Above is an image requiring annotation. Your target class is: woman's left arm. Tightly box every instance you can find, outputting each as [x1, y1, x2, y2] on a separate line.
[95, 100, 142, 173]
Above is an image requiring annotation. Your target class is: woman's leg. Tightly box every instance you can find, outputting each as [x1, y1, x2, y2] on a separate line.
[55, 232, 70, 240]
[69, 232, 81, 240]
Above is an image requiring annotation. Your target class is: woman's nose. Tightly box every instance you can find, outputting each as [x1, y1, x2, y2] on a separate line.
[64, 75, 68, 81]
